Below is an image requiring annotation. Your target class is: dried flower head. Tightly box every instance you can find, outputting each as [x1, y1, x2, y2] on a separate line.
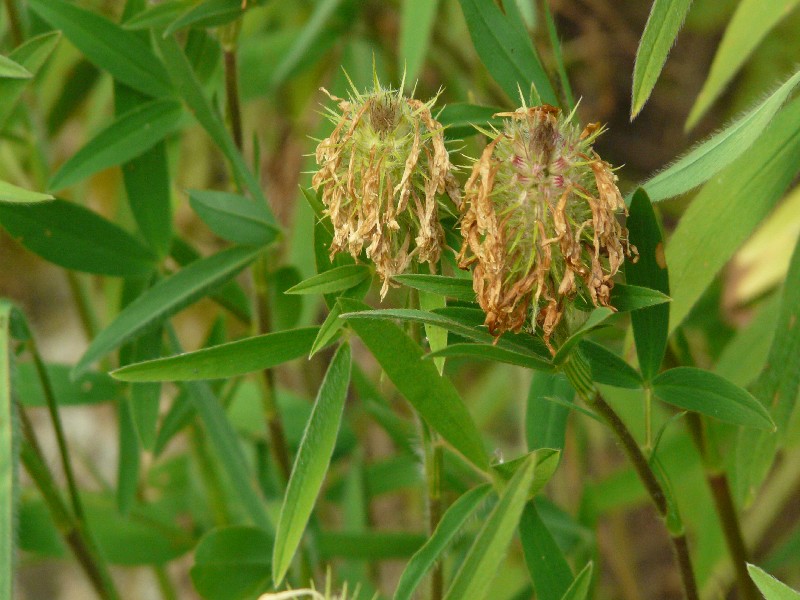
[312, 76, 460, 297]
[458, 104, 636, 352]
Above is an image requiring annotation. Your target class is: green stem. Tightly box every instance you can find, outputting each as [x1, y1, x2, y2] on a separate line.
[28, 335, 86, 523]
[66, 272, 100, 341]
[153, 566, 179, 600]
[643, 386, 653, 452]
[222, 42, 243, 151]
[563, 354, 698, 600]
[18, 407, 120, 600]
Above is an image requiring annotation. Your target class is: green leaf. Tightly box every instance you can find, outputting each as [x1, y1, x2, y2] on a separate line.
[28, 0, 172, 98]
[268, 0, 345, 90]
[419, 287, 448, 374]
[443, 452, 539, 600]
[0, 32, 61, 130]
[164, 0, 247, 37]
[493, 449, 561, 498]
[123, 0, 192, 30]
[153, 34, 275, 223]
[552, 308, 614, 365]
[399, 0, 439, 86]
[651, 367, 775, 429]
[340, 299, 490, 471]
[643, 69, 800, 202]
[519, 503, 574, 600]
[526, 372, 573, 451]
[286, 264, 372, 296]
[625, 188, 669, 381]
[14, 363, 121, 406]
[75, 246, 261, 376]
[0, 199, 156, 277]
[0, 54, 31, 79]
[630, 0, 693, 119]
[457, 0, 558, 105]
[113, 327, 318, 382]
[666, 96, 800, 330]
[560, 562, 594, 600]
[610, 283, 670, 312]
[117, 397, 140, 516]
[394, 485, 492, 600]
[49, 99, 184, 191]
[747, 564, 800, 600]
[316, 531, 426, 560]
[190, 526, 272, 600]
[0, 180, 54, 203]
[0, 302, 16, 600]
[580, 341, 643, 389]
[738, 236, 800, 497]
[393, 273, 476, 302]
[272, 343, 351, 585]
[116, 83, 174, 258]
[310, 304, 345, 358]
[686, 0, 800, 130]
[436, 103, 504, 140]
[189, 190, 279, 247]
[426, 343, 554, 371]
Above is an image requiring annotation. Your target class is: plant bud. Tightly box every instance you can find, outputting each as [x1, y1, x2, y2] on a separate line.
[313, 78, 459, 297]
[458, 104, 636, 352]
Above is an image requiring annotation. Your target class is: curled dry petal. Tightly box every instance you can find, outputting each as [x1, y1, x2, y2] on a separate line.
[458, 105, 636, 352]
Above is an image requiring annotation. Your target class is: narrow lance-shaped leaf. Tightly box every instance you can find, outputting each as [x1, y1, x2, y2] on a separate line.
[286, 265, 372, 296]
[0, 55, 32, 79]
[630, 0, 693, 119]
[189, 190, 279, 247]
[394, 485, 492, 600]
[561, 562, 594, 600]
[457, 0, 558, 105]
[519, 502, 574, 600]
[399, 0, 440, 87]
[272, 343, 351, 585]
[651, 367, 775, 430]
[341, 299, 490, 471]
[28, 0, 173, 98]
[625, 189, 669, 381]
[642, 69, 800, 203]
[443, 452, 539, 600]
[0, 199, 156, 277]
[747, 564, 800, 600]
[112, 327, 319, 383]
[75, 246, 262, 377]
[0, 180, 53, 204]
[686, 0, 800, 130]
[49, 99, 184, 191]
[666, 96, 800, 330]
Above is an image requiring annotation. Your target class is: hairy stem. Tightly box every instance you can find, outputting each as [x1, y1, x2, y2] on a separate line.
[563, 354, 698, 600]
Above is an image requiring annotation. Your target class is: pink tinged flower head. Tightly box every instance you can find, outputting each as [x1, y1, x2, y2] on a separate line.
[457, 104, 637, 352]
[312, 78, 459, 298]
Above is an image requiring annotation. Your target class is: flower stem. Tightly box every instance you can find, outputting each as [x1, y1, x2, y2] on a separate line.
[563, 354, 699, 600]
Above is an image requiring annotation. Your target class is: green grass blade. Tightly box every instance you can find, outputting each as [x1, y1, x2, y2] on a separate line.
[394, 484, 492, 600]
[0, 301, 17, 600]
[272, 343, 351, 585]
[443, 452, 538, 600]
[399, 0, 439, 86]
[0, 199, 156, 277]
[643, 69, 800, 202]
[457, 0, 558, 105]
[651, 367, 775, 429]
[631, 0, 693, 119]
[74, 246, 262, 377]
[153, 34, 275, 223]
[666, 96, 800, 331]
[28, 0, 172, 98]
[112, 327, 319, 382]
[340, 299, 490, 472]
[686, 0, 800, 130]
[49, 98, 184, 191]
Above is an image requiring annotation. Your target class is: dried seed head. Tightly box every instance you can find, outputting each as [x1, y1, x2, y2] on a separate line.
[312, 77, 459, 298]
[458, 104, 637, 352]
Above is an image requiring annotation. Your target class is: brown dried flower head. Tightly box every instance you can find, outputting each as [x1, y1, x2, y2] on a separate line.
[458, 103, 636, 352]
[312, 75, 459, 297]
